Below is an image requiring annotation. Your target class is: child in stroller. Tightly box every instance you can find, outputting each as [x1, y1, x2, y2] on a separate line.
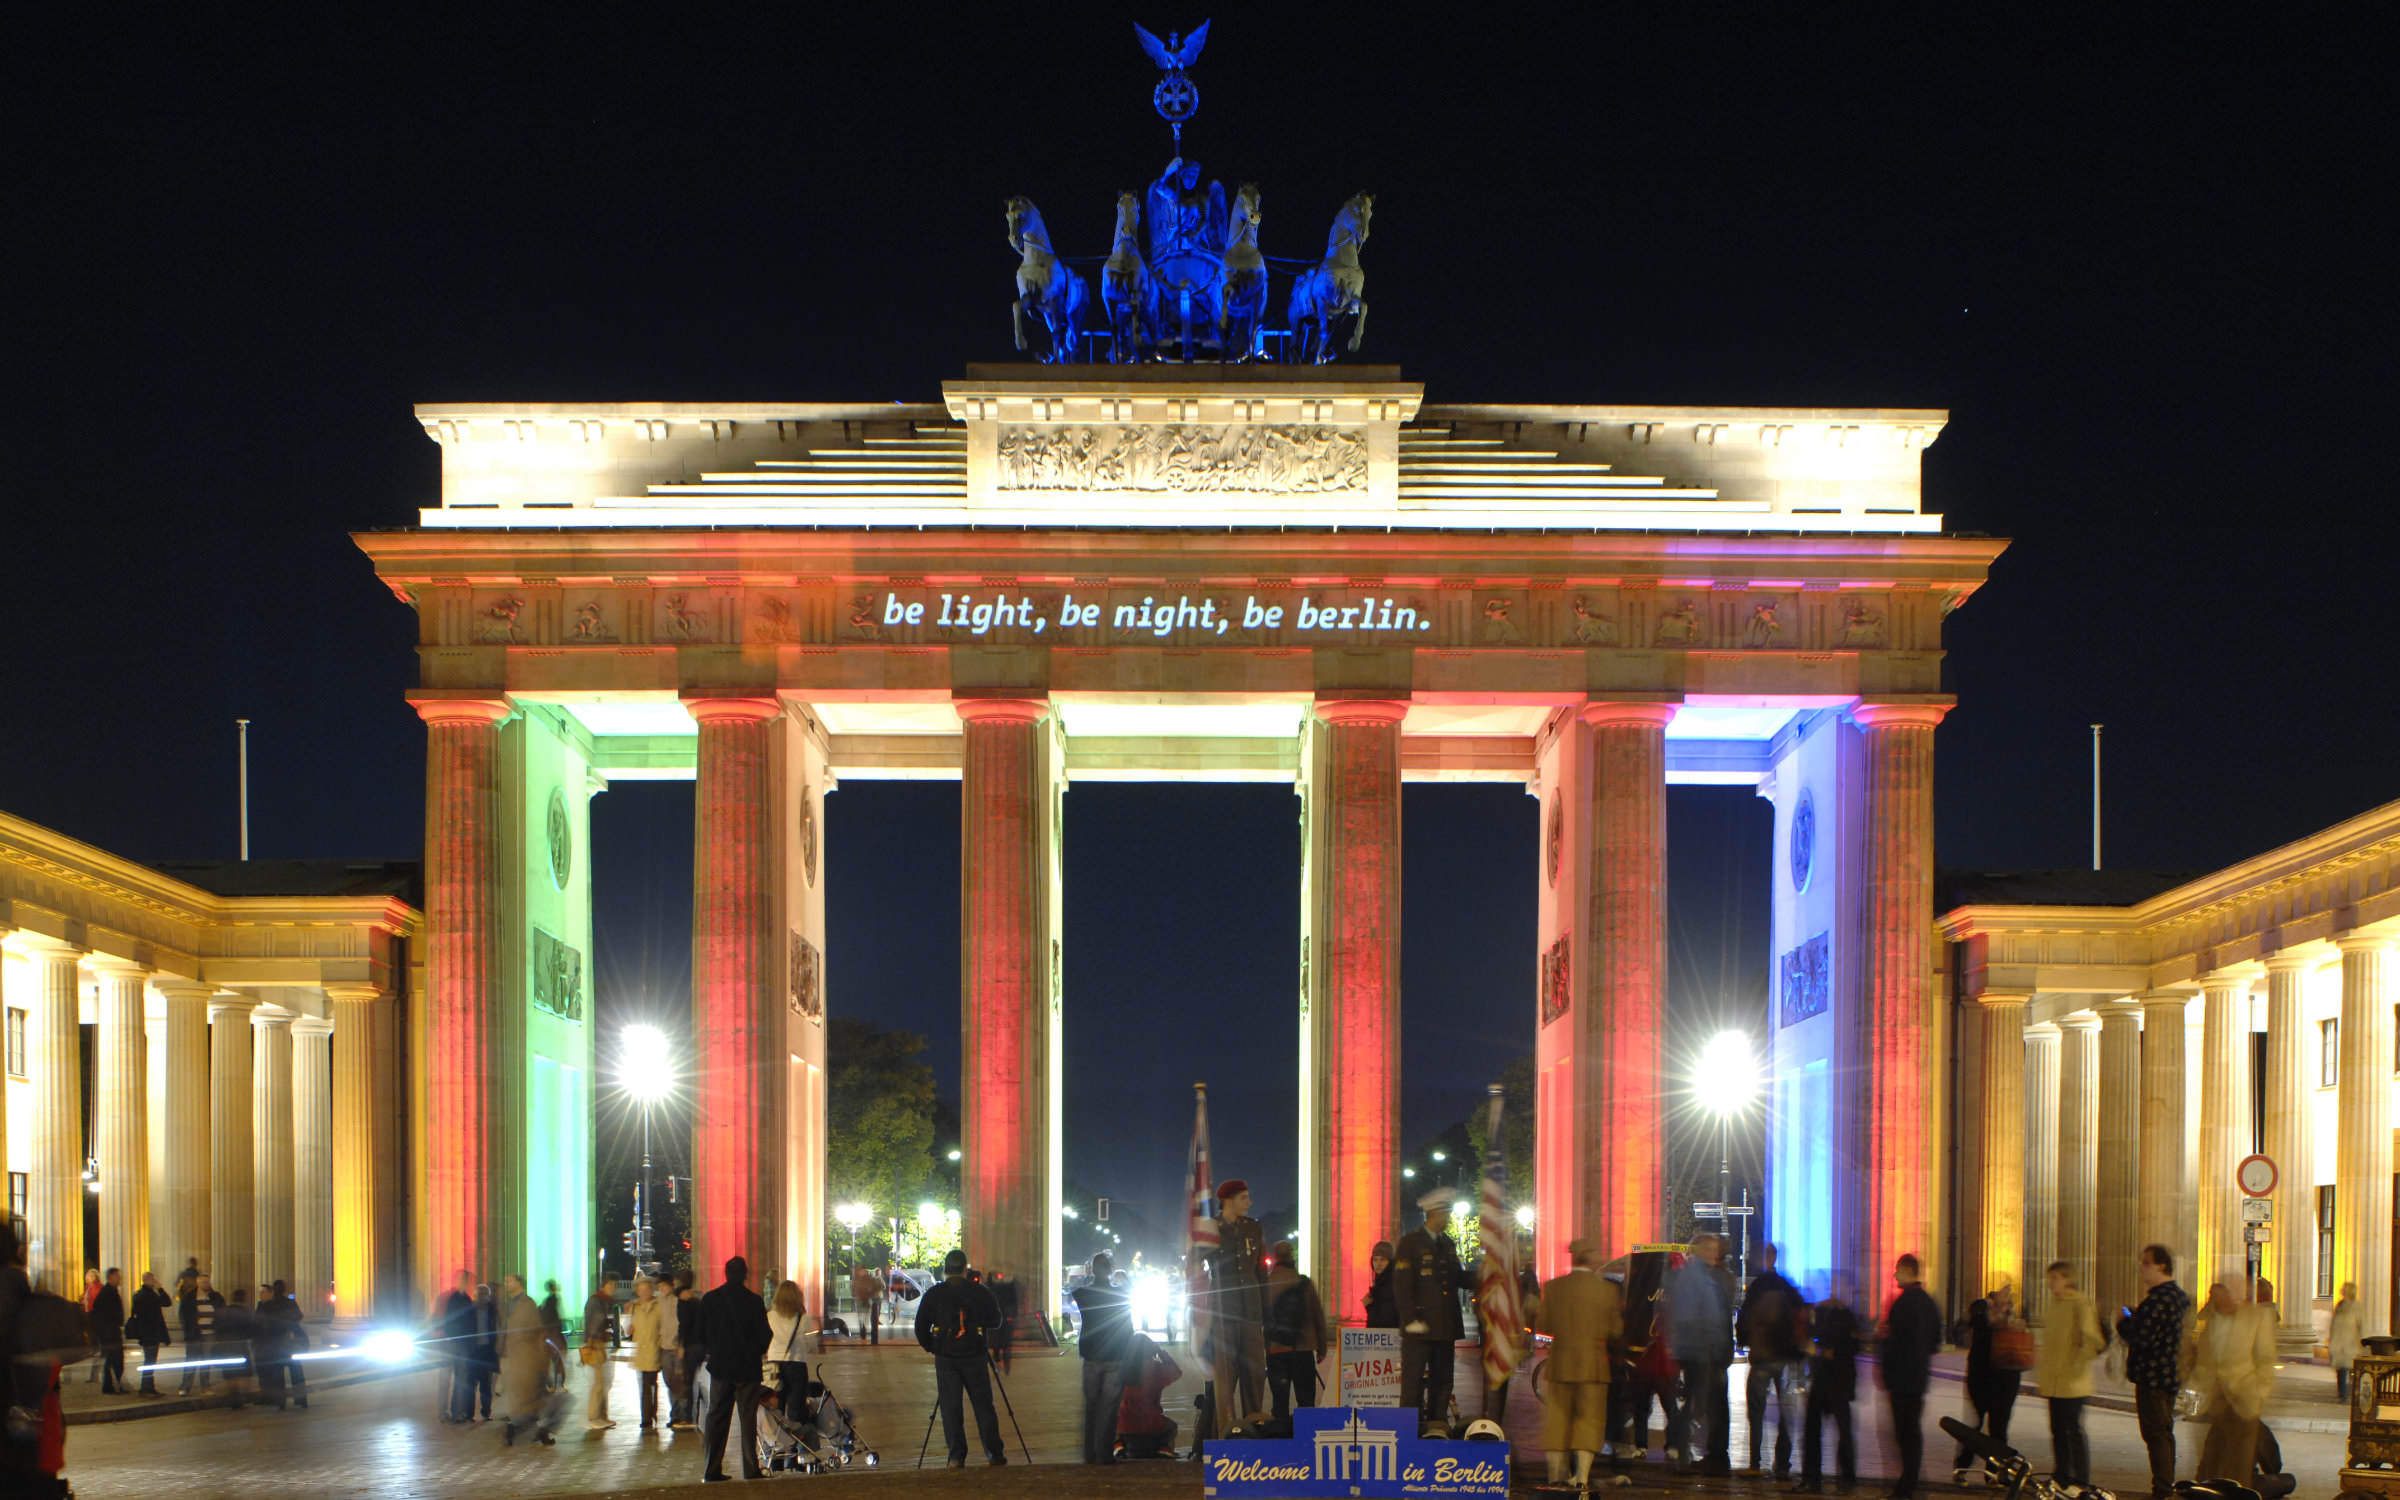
[757, 1377, 878, 1474]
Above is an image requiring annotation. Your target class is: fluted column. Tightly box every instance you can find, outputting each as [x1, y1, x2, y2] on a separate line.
[23, 942, 86, 1295]
[2337, 936, 2398, 1337]
[2196, 974, 2255, 1289]
[92, 960, 152, 1282]
[1853, 702, 1948, 1287]
[955, 697, 1058, 1310]
[152, 983, 213, 1289]
[1304, 699, 1407, 1329]
[1976, 990, 2029, 1301]
[414, 696, 512, 1290]
[2057, 1013, 2101, 1309]
[2023, 1021, 2062, 1322]
[2262, 955, 2317, 1353]
[292, 1016, 333, 1320]
[209, 994, 258, 1293]
[252, 1010, 295, 1290]
[2137, 991, 2192, 1271]
[689, 696, 787, 1279]
[2095, 1000, 2143, 1327]
[326, 983, 384, 1321]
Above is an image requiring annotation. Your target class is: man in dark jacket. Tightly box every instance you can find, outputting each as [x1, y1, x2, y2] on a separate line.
[176, 1273, 222, 1394]
[1878, 1255, 1943, 1499]
[1666, 1234, 1737, 1474]
[916, 1249, 1006, 1467]
[435, 1270, 476, 1421]
[1072, 1252, 1132, 1463]
[469, 1282, 500, 1421]
[1393, 1188, 1476, 1435]
[89, 1268, 127, 1394]
[1794, 1277, 1860, 1493]
[260, 1280, 308, 1409]
[698, 1256, 772, 1483]
[2120, 1243, 2192, 1500]
[1737, 1242, 1803, 1477]
[128, 1272, 172, 1397]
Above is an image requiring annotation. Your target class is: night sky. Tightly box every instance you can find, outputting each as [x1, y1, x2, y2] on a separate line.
[14, 10, 2393, 1260]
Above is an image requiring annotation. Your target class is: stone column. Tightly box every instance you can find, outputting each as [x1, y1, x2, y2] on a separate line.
[2196, 974, 2255, 1289]
[2137, 991, 2191, 1270]
[2095, 1000, 2143, 1326]
[2023, 1021, 2062, 1322]
[326, 983, 384, 1321]
[1976, 990, 2029, 1303]
[2261, 954, 2316, 1353]
[2056, 1012, 2101, 1308]
[415, 697, 513, 1290]
[252, 1010, 296, 1290]
[92, 960, 152, 1282]
[1853, 702, 1948, 1286]
[2337, 936, 2398, 1336]
[24, 942, 86, 1295]
[1303, 700, 1406, 1329]
[209, 994, 258, 1294]
[689, 697, 787, 1277]
[291, 1017, 333, 1320]
[152, 982, 213, 1285]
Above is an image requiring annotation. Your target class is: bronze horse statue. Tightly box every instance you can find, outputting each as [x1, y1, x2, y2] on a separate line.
[1006, 196, 1088, 362]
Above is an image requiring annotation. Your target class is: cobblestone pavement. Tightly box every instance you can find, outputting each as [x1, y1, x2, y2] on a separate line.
[61, 1340, 2347, 1498]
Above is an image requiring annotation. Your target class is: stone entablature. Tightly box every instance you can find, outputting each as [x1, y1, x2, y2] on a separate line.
[1939, 798, 2400, 1003]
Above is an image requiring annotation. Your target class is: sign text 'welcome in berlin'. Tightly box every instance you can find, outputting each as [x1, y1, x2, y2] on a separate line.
[1203, 1407, 1508, 1498]
[880, 591, 1434, 640]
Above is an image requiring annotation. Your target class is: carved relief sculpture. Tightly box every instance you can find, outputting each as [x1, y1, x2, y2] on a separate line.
[1539, 934, 1571, 1026]
[789, 932, 823, 1022]
[1838, 601, 1886, 647]
[995, 423, 1367, 493]
[847, 596, 881, 639]
[664, 594, 708, 640]
[1742, 600, 1782, 647]
[1778, 932, 1830, 1029]
[1653, 601, 1699, 645]
[1545, 797, 1562, 887]
[1481, 598, 1524, 643]
[751, 595, 797, 643]
[531, 928, 585, 1021]
[1569, 597, 1618, 645]
[569, 601, 617, 642]
[474, 598, 523, 644]
[799, 784, 818, 887]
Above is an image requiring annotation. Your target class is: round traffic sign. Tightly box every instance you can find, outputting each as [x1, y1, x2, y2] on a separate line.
[2236, 1154, 2278, 1196]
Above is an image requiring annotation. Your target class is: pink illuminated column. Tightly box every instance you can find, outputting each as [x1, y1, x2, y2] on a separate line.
[957, 699, 1060, 1316]
[1302, 700, 1406, 1328]
[1580, 702, 1675, 1264]
[1851, 701, 1948, 1287]
[688, 697, 787, 1281]
[414, 696, 512, 1289]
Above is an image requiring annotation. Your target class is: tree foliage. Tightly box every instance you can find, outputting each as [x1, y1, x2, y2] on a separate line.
[826, 1015, 940, 1258]
[1463, 1054, 1537, 1202]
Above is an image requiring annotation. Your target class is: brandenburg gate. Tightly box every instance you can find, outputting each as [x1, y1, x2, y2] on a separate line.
[357, 366, 2004, 1326]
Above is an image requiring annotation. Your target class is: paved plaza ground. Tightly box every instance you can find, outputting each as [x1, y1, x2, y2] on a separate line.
[58, 1338, 2349, 1498]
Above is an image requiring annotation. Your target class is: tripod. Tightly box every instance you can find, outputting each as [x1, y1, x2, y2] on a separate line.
[915, 1347, 1032, 1468]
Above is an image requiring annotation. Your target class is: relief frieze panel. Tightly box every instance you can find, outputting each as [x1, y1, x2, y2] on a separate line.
[996, 423, 1367, 494]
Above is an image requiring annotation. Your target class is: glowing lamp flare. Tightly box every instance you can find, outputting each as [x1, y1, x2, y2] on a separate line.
[1699, 1029, 1758, 1112]
[619, 1022, 671, 1102]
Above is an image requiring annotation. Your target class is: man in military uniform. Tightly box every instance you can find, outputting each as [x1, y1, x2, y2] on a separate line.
[1393, 1188, 1477, 1435]
[1207, 1179, 1268, 1434]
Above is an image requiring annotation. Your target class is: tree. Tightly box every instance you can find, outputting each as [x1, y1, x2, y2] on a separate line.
[1463, 1054, 1537, 1201]
[826, 1016, 941, 1266]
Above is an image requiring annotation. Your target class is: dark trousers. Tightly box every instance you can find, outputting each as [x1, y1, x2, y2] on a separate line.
[1081, 1358, 1126, 1462]
[1747, 1356, 1799, 1471]
[446, 1357, 476, 1419]
[2256, 1419, 2282, 1477]
[637, 1367, 660, 1428]
[2047, 1395, 2089, 1487]
[1801, 1384, 1856, 1486]
[1616, 1370, 1679, 1456]
[702, 1376, 762, 1480]
[100, 1341, 125, 1393]
[1677, 1355, 1730, 1467]
[177, 1335, 211, 1393]
[138, 1342, 161, 1395]
[471, 1363, 495, 1418]
[935, 1354, 1003, 1462]
[1887, 1391, 1925, 1495]
[2135, 1385, 2177, 1497]
[1397, 1336, 1454, 1430]
[1267, 1350, 1318, 1417]
[1953, 1377, 2018, 1468]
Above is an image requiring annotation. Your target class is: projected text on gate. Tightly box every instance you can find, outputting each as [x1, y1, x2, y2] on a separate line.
[879, 590, 1434, 640]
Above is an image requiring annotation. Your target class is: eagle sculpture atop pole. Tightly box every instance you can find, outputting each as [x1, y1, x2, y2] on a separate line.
[1135, 20, 1208, 146]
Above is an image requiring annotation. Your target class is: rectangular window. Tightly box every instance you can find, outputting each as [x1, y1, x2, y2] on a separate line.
[5, 1171, 24, 1243]
[2323, 1018, 2340, 1088]
[4, 1007, 24, 1076]
[2318, 1184, 2337, 1300]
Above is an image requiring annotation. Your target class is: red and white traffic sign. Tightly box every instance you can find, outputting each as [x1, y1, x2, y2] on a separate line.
[2235, 1154, 2278, 1197]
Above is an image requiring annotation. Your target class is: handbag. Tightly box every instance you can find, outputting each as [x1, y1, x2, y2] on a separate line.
[1991, 1325, 2035, 1370]
[580, 1342, 604, 1368]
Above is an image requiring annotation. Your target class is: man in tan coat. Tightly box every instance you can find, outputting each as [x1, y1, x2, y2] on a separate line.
[2191, 1279, 2277, 1481]
[1536, 1238, 1623, 1493]
[499, 1273, 564, 1447]
[2035, 1260, 2104, 1488]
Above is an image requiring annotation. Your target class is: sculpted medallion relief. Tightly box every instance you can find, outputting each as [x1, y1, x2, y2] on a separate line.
[799, 782, 818, 887]
[789, 931, 822, 1022]
[995, 423, 1366, 493]
[545, 787, 573, 890]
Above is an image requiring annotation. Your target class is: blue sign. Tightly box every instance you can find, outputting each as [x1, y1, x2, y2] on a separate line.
[1203, 1407, 1510, 1498]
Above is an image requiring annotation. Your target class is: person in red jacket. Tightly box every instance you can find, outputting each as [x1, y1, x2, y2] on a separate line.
[1116, 1332, 1185, 1459]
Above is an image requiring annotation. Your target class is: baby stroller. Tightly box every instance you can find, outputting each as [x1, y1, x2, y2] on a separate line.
[757, 1377, 879, 1475]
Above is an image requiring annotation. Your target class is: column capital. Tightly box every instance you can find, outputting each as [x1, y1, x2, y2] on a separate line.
[1974, 987, 2033, 1010]
[152, 978, 216, 1002]
[2058, 1009, 2103, 1033]
[290, 1015, 335, 1038]
[2199, 966, 2262, 996]
[2095, 996, 2143, 1024]
[1, 930, 83, 962]
[1850, 699, 1953, 731]
[949, 695, 1049, 726]
[321, 982, 385, 1006]
[1314, 698, 1411, 727]
[1578, 699, 1678, 730]
[408, 693, 512, 727]
[81, 954, 152, 982]
[682, 694, 785, 724]
[251, 1007, 297, 1031]
[2337, 933, 2400, 957]
[2025, 1019, 2064, 1040]
[208, 991, 260, 1023]
[2263, 950, 2323, 976]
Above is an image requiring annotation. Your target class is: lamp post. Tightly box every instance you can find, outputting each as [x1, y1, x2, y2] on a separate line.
[620, 1023, 670, 1272]
[1698, 1029, 1759, 1282]
[835, 1203, 871, 1313]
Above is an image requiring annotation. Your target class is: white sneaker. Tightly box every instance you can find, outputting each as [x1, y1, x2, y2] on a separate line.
[588, 1420, 610, 1430]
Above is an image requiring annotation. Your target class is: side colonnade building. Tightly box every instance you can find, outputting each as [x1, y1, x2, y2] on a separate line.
[1939, 799, 2400, 1353]
[0, 810, 419, 1321]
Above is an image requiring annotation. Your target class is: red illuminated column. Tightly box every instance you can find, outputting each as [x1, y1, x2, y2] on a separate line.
[689, 697, 787, 1282]
[957, 699, 1058, 1315]
[1851, 701, 1948, 1289]
[414, 696, 512, 1289]
[1301, 700, 1406, 1327]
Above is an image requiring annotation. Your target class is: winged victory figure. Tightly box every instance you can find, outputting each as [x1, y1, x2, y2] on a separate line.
[1134, 20, 1209, 72]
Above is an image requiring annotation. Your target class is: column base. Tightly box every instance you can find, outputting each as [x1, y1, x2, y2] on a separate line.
[2274, 1326, 2319, 1358]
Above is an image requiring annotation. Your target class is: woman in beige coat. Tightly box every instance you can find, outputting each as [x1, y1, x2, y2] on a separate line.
[2191, 1280, 2278, 1481]
[2331, 1281, 2363, 1402]
[500, 1273, 563, 1447]
[627, 1277, 667, 1431]
[2035, 1261, 2104, 1488]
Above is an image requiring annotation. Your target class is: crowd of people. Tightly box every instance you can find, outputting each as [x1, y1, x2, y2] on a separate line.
[65, 1258, 315, 1410]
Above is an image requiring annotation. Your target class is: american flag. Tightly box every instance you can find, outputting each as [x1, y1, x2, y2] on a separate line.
[1185, 1081, 1217, 1357]
[1476, 1083, 1522, 1389]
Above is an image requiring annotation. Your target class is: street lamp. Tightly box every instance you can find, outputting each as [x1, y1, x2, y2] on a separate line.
[620, 1023, 670, 1271]
[835, 1203, 872, 1304]
[1698, 1028, 1759, 1281]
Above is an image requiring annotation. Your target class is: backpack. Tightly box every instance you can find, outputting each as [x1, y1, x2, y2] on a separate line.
[920, 1288, 978, 1358]
[1265, 1278, 1310, 1346]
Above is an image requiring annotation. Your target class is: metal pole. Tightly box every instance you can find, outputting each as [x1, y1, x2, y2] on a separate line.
[1719, 1110, 1732, 1248]
[2090, 724, 2104, 871]
[639, 1099, 652, 1272]
[236, 719, 251, 860]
